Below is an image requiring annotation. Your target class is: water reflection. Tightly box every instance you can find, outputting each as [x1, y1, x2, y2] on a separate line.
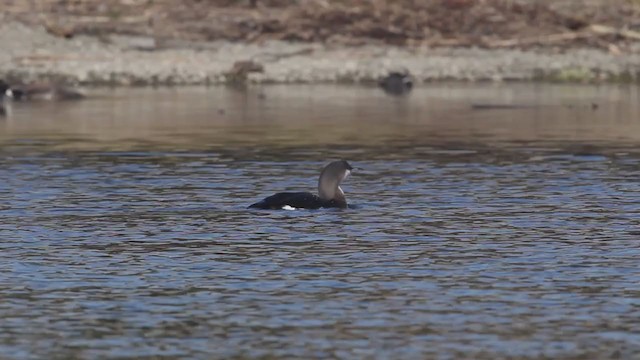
[1, 84, 639, 359]
[1, 84, 639, 153]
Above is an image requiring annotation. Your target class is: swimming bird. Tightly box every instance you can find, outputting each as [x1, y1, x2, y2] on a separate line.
[379, 70, 413, 96]
[0, 80, 9, 117]
[6, 82, 85, 101]
[249, 160, 353, 210]
[0, 80, 10, 97]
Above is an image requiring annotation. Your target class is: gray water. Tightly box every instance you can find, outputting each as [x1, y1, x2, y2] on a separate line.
[1, 84, 640, 359]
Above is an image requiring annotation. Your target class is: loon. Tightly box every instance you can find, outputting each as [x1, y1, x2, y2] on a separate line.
[379, 70, 413, 96]
[5, 82, 85, 101]
[249, 160, 353, 210]
[0, 80, 9, 94]
[0, 80, 8, 116]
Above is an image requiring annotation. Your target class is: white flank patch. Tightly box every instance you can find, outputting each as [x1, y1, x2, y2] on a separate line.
[282, 205, 297, 210]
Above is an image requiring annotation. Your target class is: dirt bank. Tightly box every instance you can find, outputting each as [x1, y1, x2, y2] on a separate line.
[7, 0, 640, 49]
[1, 0, 640, 85]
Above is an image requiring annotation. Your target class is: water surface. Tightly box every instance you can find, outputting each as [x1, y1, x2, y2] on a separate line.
[1, 84, 640, 359]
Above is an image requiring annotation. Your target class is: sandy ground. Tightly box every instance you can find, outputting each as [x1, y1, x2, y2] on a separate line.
[1, 18, 639, 86]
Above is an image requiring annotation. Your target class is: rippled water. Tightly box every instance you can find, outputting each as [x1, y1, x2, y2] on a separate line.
[1, 84, 640, 359]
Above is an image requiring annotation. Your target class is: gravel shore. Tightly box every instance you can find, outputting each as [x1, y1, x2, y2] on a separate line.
[1, 19, 639, 86]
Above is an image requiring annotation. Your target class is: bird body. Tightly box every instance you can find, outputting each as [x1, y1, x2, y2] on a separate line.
[249, 160, 353, 210]
[7, 83, 85, 101]
[379, 70, 413, 95]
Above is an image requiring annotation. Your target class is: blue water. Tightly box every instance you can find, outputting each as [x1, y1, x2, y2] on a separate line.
[1, 84, 639, 359]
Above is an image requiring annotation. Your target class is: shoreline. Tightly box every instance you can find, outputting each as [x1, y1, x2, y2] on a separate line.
[1, 21, 639, 86]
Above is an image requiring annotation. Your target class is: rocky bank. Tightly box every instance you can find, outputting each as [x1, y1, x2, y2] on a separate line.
[1, 19, 640, 86]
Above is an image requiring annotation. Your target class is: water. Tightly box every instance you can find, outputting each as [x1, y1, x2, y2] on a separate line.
[1, 84, 640, 359]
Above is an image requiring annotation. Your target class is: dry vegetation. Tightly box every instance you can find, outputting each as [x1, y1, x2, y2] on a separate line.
[4, 0, 640, 49]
